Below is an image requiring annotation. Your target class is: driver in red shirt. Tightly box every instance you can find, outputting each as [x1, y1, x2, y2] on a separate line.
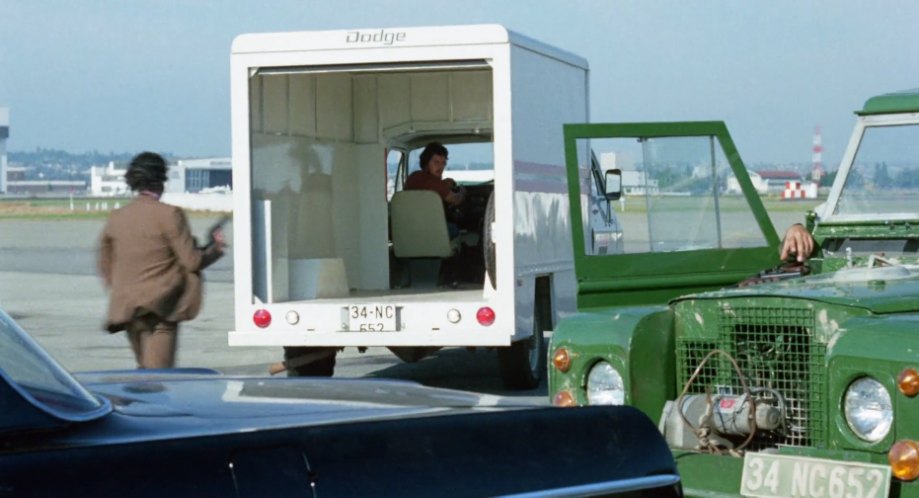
[404, 142, 465, 237]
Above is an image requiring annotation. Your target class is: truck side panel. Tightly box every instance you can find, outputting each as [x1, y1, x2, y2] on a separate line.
[509, 45, 588, 339]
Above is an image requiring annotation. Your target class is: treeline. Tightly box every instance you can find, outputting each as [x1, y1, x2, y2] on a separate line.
[819, 162, 919, 189]
[872, 162, 919, 187]
[8, 148, 174, 181]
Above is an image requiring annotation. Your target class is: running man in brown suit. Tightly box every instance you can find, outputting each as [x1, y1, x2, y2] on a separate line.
[98, 152, 225, 368]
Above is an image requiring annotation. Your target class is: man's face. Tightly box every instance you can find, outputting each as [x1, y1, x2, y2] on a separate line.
[426, 154, 447, 178]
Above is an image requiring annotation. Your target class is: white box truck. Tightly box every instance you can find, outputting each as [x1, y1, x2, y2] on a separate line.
[228, 24, 615, 389]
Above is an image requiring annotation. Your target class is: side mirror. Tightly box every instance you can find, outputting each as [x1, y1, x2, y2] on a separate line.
[604, 169, 622, 201]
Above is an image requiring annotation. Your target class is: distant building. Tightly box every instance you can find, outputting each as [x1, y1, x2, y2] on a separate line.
[599, 151, 659, 196]
[0, 108, 93, 196]
[88, 156, 232, 212]
[90, 157, 232, 196]
[161, 158, 232, 212]
[7, 157, 88, 196]
[780, 180, 819, 200]
[89, 161, 131, 196]
[620, 170, 659, 196]
[169, 157, 232, 194]
[755, 170, 803, 194]
[0, 107, 8, 193]
[5, 180, 86, 195]
[6, 166, 26, 182]
[726, 170, 769, 195]
[726, 169, 820, 198]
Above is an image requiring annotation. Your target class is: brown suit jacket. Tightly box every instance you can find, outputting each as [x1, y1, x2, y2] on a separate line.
[98, 196, 223, 333]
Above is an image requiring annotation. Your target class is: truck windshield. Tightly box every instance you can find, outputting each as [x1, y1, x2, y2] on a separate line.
[835, 123, 919, 219]
[406, 142, 494, 185]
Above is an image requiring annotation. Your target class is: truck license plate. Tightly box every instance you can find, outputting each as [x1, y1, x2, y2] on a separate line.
[740, 452, 890, 498]
[344, 305, 399, 332]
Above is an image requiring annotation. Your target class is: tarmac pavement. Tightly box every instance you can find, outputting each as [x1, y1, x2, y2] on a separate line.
[0, 215, 545, 402]
[0, 268, 543, 401]
[0, 270, 279, 373]
[0, 216, 338, 374]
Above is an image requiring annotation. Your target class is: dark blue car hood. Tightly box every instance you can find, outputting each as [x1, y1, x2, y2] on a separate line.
[55, 370, 531, 446]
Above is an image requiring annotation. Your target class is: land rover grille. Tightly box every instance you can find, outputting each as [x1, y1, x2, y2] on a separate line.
[676, 305, 826, 449]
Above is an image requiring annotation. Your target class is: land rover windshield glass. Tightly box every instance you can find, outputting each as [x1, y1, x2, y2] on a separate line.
[0, 310, 108, 420]
[580, 135, 767, 254]
[834, 122, 919, 219]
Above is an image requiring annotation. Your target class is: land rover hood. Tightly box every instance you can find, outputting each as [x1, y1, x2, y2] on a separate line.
[674, 264, 919, 314]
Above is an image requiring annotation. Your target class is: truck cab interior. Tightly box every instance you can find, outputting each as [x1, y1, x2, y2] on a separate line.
[247, 62, 496, 305]
[387, 139, 494, 290]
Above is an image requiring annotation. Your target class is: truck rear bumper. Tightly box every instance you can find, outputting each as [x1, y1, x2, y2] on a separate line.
[228, 330, 513, 347]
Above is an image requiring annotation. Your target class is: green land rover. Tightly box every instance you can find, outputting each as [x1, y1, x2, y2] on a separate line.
[549, 90, 919, 497]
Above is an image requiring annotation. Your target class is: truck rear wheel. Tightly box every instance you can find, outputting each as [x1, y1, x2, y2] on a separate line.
[283, 346, 336, 377]
[498, 312, 546, 390]
[498, 301, 548, 390]
[483, 192, 497, 289]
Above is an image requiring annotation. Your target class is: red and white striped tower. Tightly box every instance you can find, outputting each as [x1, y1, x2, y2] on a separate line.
[811, 125, 825, 183]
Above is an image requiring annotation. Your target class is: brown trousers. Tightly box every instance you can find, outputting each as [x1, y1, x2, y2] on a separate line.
[126, 314, 179, 369]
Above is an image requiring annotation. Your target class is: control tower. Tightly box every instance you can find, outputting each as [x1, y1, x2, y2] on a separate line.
[0, 108, 8, 193]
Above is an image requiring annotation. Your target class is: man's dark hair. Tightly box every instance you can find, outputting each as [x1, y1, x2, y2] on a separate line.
[125, 151, 168, 192]
[419, 142, 448, 171]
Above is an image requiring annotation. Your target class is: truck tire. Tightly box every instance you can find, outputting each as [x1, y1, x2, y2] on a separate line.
[498, 303, 547, 390]
[484, 192, 497, 289]
[283, 346, 336, 377]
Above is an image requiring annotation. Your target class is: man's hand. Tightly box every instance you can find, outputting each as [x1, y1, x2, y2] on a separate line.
[211, 228, 227, 253]
[445, 187, 465, 207]
[780, 223, 814, 262]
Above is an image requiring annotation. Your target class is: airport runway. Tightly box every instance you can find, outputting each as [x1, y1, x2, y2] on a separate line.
[0, 218, 233, 282]
[0, 216, 545, 402]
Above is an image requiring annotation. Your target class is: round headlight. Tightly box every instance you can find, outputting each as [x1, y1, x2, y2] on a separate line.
[844, 377, 893, 443]
[586, 361, 625, 406]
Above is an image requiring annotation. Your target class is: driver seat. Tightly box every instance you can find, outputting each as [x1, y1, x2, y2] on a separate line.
[390, 190, 459, 287]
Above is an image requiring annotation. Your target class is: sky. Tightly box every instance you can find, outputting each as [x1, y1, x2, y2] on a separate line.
[1, 0, 917, 166]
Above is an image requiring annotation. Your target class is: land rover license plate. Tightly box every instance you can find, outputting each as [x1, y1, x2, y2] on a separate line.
[740, 452, 890, 498]
[344, 305, 399, 332]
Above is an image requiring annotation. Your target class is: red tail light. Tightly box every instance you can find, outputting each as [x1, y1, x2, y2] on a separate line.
[476, 307, 495, 326]
[253, 309, 272, 328]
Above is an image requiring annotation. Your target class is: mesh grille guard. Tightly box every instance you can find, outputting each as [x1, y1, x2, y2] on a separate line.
[676, 305, 825, 450]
